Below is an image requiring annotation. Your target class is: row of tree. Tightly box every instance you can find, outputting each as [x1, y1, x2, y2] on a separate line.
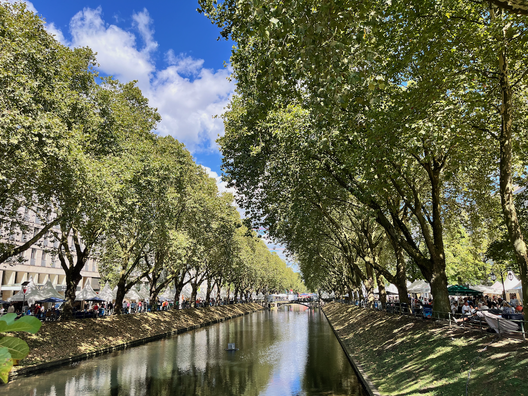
[199, 0, 528, 313]
[0, 3, 303, 318]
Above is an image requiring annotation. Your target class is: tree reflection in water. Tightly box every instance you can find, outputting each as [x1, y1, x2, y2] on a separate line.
[1, 307, 365, 396]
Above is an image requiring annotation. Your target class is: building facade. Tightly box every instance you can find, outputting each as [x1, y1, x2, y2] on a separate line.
[0, 208, 100, 300]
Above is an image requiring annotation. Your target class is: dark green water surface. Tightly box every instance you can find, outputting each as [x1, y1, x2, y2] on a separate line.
[2, 306, 365, 395]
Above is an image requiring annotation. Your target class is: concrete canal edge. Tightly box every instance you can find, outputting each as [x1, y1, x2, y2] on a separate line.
[321, 307, 382, 396]
[9, 306, 261, 381]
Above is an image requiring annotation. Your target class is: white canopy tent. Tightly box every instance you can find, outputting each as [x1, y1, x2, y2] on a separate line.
[491, 275, 521, 295]
[196, 282, 208, 300]
[75, 280, 98, 301]
[124, 288, 141, 301]
[39, 280, 64, 299]
[98, 282, 114, 302]
[373, 283, 399, 295]
[7, 278, 45, 305]
[470, 285, 497, 294]
[138, 283, 150, 301]
[159, 287, 175, 302]
[407, 280, 431, 294]
[181, 284, 193, 299]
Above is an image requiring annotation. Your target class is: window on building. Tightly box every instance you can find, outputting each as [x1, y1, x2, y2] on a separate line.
[41, 252, 47, 266]
[30, 248, 36, 265]
[22, 229, 30, 243]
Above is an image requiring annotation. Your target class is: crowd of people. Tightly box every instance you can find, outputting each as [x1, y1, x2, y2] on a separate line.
[0, 296, 255, 321]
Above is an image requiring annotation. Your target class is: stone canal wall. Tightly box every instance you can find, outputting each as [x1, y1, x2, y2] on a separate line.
[11, 303, 264, 379]
[322, 304, 381, 396]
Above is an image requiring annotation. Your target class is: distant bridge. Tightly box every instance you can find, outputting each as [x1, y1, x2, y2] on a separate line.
[270, 300, 319, 308]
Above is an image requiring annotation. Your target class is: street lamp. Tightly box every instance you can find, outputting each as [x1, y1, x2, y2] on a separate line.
[490, 271, 497, 282]
[21, 280, 30, 315]
[507, 267, 514, 282]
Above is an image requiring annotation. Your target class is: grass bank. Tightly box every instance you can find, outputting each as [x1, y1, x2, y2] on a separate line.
[10, 303, 264, 376]
[323, 302, 528, 396]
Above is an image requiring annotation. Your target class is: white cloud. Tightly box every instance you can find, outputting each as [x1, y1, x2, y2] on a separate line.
[69, 7, 155, 90]
[165, 50, 204, 76]
[201, 166, 234, 195]
[45, 22, 68, 45]
[61, 7, 233, 152]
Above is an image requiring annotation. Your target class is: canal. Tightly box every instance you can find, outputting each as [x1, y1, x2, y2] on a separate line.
[2, 306, 366, 395]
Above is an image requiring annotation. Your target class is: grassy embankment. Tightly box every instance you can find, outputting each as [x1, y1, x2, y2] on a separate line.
[323, 302, 528, 396]
[12, 303, 263, 371]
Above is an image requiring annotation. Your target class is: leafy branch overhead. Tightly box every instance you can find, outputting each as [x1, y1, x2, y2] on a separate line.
[0, 314, 42, 383]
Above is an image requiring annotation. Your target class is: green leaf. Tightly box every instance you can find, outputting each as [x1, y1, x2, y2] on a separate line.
[3, 316, 42, 334]
[0, 336, 29, 360]
[0, 314, 17, 326]
[270, 17, 279, 25]
[0, 347, 14, 384]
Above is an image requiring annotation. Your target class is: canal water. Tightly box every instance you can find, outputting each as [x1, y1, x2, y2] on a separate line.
[2, 306, 365, 395]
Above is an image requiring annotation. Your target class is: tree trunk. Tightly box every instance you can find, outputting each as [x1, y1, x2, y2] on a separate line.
[191, 283, 198, 308]
[59, 252, 85, 320]
[62, 273, 81, 320]
[496, 30, 528, 319]
[206, 280, 214, 304]
[149, 290, 160, 307]
[234, 287, 239, 303]
[376, 272, 386, 305]
[364, 264, 375, 307]
[114, 278, 126, 315]
[429, 259, 450, 317]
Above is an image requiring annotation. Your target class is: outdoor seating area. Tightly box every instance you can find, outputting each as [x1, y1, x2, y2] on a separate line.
[0, 277, 263, 321]
[337, 275, 526, 341]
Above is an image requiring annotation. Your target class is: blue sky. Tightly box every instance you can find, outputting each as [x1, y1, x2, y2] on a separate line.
[24, 0, 231, 177]
[10, 0, 292, 265]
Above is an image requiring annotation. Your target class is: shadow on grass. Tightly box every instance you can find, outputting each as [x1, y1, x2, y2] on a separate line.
[324, 303, 528, 396]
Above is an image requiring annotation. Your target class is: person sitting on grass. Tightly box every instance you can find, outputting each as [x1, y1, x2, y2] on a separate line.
[461, 301, 472, 316]
[451, 301, 458, 315]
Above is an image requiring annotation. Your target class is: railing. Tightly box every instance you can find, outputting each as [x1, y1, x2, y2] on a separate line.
[335, 299, 526, 341]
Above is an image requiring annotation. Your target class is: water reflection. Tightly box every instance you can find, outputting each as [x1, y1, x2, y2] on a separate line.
[2, 306, 364, 396]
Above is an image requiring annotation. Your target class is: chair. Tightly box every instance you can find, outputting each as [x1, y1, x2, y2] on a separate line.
[422, 305, 433, 319]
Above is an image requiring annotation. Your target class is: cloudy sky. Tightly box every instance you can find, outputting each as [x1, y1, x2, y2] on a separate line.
[10, 0, 290, 263]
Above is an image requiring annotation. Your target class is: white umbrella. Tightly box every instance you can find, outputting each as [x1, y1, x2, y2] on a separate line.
[39, 280, 64, 299]
[76, 280, 98, 301]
